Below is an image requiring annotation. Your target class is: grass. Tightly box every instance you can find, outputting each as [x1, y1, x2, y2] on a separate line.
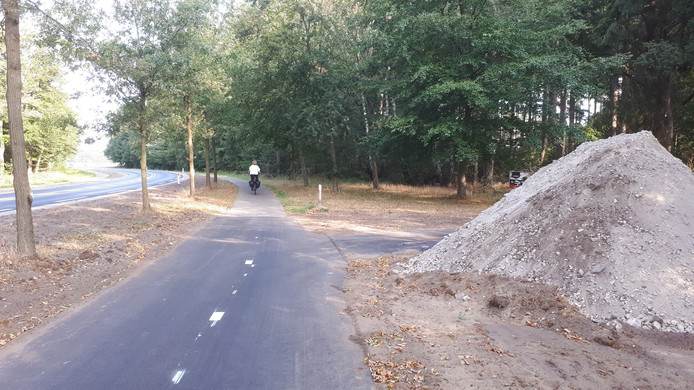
[0, 167, 97, 189]
[267, 184, 316, 214]
[214, 172, 507, 217]
[258, 176, 507, 215]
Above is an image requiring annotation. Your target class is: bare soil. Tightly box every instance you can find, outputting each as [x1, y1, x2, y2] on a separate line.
[346, 256, 694, 389]
[0, 178, 236, 348]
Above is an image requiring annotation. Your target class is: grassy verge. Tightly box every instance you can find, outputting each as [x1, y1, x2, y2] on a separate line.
[251, 176, 507, 234]
[259, 176, 506, 215]
[0, 167, 97, 188]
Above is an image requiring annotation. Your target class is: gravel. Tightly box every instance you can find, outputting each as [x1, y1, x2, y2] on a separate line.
[404, 131, 694, 333]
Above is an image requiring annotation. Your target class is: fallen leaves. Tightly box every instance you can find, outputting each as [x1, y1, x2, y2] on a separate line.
[365, 357, 427, 389]
[561, 328, 589, 343]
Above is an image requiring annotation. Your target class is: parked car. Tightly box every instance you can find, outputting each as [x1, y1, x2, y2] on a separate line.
[509, 171, 529, 188]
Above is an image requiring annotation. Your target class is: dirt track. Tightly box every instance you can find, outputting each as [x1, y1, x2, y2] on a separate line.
[346, 256, 694, 389]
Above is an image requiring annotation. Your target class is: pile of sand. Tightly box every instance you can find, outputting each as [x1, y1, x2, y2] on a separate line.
[405, 132, 694, 332]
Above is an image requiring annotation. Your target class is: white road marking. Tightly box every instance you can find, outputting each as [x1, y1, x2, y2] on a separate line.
[194, 333, 202, 342]
[251, 264, 255, 268]
[172, 370, 186, 384]
[243, 273, 248, 277]
[209, 311, 225, 327]
[245, 259, 254, 265]
[232, 290, 238, 295]
[0, 172, 180, 217]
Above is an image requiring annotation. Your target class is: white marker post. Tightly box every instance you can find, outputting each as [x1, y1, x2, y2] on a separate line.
[318, 184, 323, 207]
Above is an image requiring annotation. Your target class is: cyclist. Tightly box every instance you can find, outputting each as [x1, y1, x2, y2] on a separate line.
[249, 160, 261, 193]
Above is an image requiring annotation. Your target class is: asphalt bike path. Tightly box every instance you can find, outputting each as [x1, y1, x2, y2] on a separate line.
[0, 179, 371, 389]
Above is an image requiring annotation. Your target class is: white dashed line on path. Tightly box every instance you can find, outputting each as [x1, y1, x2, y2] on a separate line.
[232, 290, 238, 295]
[243, 273, 248, 277]
[209, 311, 225, 327]
[245, 259, 254, 265]
[172, 370, 186, 384]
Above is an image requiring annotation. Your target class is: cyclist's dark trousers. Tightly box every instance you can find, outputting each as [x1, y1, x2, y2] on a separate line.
[250, 175, 259, 186]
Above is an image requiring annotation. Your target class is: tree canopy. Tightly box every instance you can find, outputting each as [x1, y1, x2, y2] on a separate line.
[72, 0, 694, 192]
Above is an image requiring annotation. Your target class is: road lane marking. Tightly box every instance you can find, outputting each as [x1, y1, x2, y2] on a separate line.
[172, 370, 186, 384]
[232, 290, 238, 295]
[245, 259, 254, 265]
[243, 273, 248, 277]
[194, 333, 202, 342]
[0, 171, 180, 216]
[209, 311, 225, 327]
[251, 264, 255, 268]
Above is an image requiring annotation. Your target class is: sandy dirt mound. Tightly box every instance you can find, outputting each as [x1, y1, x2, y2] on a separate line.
[405, 131, 694, 333]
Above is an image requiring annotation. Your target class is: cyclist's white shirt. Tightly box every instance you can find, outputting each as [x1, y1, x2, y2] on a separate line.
[249, 165, 261, 175]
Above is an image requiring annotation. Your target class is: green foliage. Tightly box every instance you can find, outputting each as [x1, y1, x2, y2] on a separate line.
[100, 0, 693, 186]
[0, 37, 80, 171]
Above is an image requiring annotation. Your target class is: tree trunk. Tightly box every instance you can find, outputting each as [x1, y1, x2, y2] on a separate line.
[275, 150, 280, 177]
[33, 153, 42, 173]
[299, 149, 309, 187]
[539, 89, 553, 165]
[212, 137, 218, 183]
[185, 96, 195, 196]
[609, 79, 617, 136]
[139, 127, 151, 211]
[361, 93, 379, 189]
[138, 92, 151, 212]
[472, 159, 479, 191]
[456, 161, 467, 199]
[329, 133, 339, 192]
[204, 137, 211, 189]
[370, 159, 379, 190]
[484, 157, 494, 185]
[0, 120, 5, 177]
[654, 78, 674, 151]
[593, 99, 598, 121]
[568, 92, 576, 152]
[559, 90, 567, 157]
[539, 135, 549, 165]
[3, 0, 36, 257]
[436, 162, 443, 186]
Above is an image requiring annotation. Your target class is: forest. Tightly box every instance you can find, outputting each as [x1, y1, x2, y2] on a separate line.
[92, 0, 694, 197]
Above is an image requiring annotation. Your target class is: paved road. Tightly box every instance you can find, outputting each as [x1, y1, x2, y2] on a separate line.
[0, 179, 371, 389]
[0, 168, 179, 214]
